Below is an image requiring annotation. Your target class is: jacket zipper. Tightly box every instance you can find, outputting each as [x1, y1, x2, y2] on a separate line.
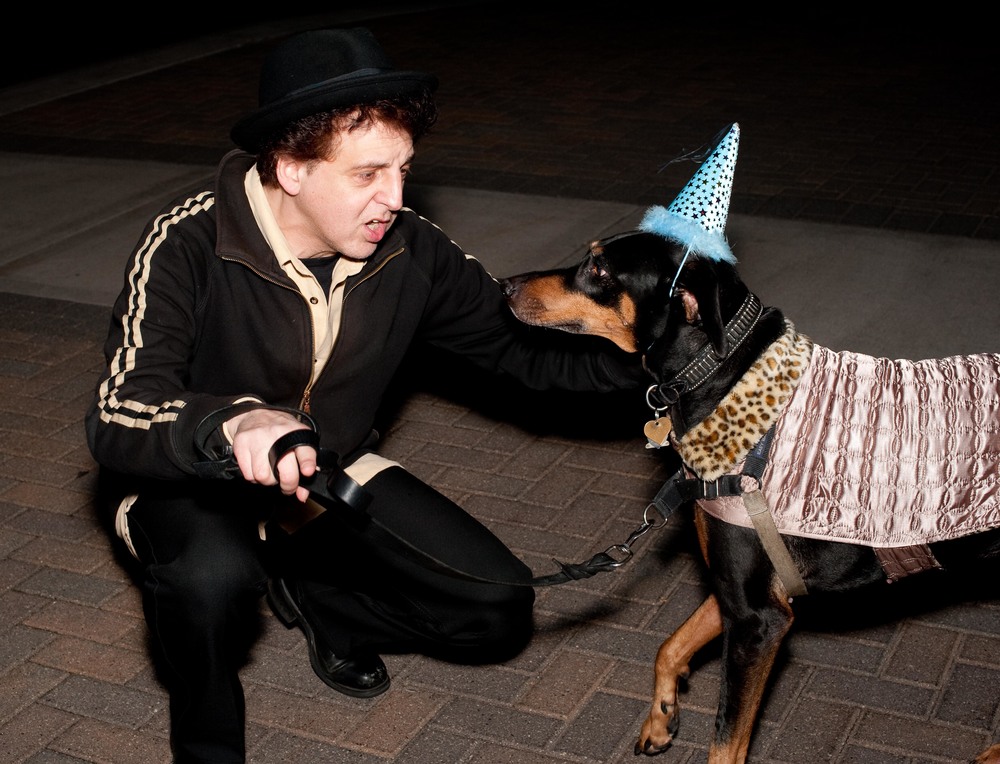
[299, 304, 317, 414]
[221, 244, 405, 416]
[312, 247, 404, 411]
[219, 255, 318, 413]
[303, 246, 406, 414]
[343, 246, 404, 298]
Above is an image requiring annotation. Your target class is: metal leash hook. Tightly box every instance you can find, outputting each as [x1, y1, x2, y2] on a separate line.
[596, 500, 671, 569]
[531, 464, 697, 586]
[605, 503, 667, 567]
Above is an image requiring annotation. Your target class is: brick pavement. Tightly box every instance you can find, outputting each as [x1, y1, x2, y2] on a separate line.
[1, 5, 999, 764]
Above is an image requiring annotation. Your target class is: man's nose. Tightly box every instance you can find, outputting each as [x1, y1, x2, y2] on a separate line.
[378, 171, 405, 210]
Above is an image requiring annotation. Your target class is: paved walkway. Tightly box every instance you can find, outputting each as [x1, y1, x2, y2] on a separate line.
[0, 5, 998, 763]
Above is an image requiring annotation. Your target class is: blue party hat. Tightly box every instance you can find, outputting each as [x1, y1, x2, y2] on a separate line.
[639, 122, 740, 264]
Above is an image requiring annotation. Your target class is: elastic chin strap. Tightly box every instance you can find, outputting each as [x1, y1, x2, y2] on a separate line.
[668, 245, 693, 298]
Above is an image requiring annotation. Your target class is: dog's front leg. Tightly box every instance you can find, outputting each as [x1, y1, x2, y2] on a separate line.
[976, 743, 1000, 763]
[636, 594, 723, 755]
[709, 587, 794, 764]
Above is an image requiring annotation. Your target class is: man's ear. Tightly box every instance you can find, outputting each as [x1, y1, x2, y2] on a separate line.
[275, 156, 303, 196]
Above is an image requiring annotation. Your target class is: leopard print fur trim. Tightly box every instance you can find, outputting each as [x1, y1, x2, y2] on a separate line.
[673, 321, 814, 480]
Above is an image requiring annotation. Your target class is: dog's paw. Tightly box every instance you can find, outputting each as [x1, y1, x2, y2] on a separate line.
[634, 738, 670, 756]
[635, 702, 679, 756]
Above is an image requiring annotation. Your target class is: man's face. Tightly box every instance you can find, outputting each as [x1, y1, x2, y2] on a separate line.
[279, 121, 415, 261]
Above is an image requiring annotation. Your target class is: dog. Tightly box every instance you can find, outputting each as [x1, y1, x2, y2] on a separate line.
[499, 230, 1000, 764]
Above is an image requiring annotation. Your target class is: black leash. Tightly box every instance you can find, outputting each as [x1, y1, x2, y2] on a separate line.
[264, 428, 660, 588]
[261, 427, 780, 587]
[192, 406, 778, 588]
[191, 406, 682, 586]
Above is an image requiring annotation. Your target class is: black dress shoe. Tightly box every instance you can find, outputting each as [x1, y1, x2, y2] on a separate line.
[267, 577, 390, 698]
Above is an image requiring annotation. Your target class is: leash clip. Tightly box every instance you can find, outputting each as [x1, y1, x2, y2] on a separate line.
[601, 544, 634, 567]
[603, 501, 670, 566]
[538, 472, 682, 584]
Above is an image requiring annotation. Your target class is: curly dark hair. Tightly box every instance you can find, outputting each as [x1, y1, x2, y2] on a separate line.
[256, 90, 438, 186]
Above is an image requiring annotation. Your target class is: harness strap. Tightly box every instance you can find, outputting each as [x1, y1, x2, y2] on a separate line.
[743, 491, 808, 597]
[737, 427, 807, 596]
[679, 427, 807, 598]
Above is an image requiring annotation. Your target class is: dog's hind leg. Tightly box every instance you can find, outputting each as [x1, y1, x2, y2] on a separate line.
[709, 582, 794, 764]
[636, 594, 724, 755]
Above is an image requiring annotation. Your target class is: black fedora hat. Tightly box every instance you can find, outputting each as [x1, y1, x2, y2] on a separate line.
[231, 27, 437, 152]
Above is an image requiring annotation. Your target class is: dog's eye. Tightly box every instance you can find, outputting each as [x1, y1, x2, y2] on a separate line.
[580, 253, 613, 285]
[589, 257, 610, 280]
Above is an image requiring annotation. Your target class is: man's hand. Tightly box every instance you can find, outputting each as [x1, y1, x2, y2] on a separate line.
[226, 408, 317, 502]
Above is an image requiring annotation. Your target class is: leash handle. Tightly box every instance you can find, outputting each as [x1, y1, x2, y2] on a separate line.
[267, 428, 321, 477]
[192, 404, 318, 479]
[267, 428, 373, 514]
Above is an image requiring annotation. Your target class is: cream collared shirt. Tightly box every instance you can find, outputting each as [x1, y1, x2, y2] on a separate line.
[244, 168, 365, 378]
[241, 168, 398, 488]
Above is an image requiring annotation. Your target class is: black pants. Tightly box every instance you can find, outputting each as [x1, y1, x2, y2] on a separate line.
[118, 466, 534, 764]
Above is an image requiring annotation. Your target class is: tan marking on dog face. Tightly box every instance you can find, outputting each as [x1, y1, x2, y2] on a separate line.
[506, 274, 639, 352]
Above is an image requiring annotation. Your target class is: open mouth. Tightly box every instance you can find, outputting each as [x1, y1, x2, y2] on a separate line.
[365, 218, 391, 241]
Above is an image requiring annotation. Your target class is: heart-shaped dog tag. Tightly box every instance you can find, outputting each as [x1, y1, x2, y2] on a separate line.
[643, 416, 673, 449]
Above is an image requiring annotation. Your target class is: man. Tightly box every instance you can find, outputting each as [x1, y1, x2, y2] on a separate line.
[85, 27, 640, 764]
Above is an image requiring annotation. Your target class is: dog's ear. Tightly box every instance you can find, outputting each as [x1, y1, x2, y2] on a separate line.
[676, 262, 727, 355]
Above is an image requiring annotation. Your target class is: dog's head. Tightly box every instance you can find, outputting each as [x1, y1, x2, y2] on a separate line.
[500, 231, 751, 381]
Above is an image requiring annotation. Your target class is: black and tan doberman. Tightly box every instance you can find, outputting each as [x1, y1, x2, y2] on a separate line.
[500, 231, 1000, 764]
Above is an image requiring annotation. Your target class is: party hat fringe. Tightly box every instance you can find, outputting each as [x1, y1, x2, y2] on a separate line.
[639, 206, 736, 264]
